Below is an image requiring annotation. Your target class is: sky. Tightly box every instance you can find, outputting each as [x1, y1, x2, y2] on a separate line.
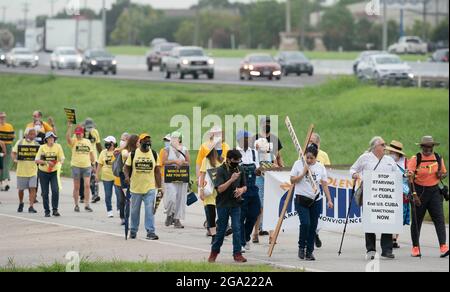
[0, 0, 254, 22]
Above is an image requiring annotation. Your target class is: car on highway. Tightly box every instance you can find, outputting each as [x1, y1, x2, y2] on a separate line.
[356, 53, 414, 83]
[0, 49, 6, 65]
[5, 47, 39, 68]
[80, 49, 117, 75]
[164, 46, 214, 80]
[239, 54, 282, 81]
[146, 42, 179, 71]
[429, 49, 449, 63]
[50, 47, 82, 70]
[388, 36, 428, 54]
[150, 38, 167, 47]
[353, 50, 384, 74]
[275, 51, 313, 76]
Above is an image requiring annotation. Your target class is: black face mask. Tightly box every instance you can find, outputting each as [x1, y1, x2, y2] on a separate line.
[105, 143, 112, 149]
[229, 162, 240, 169]
[141, 142, 151, 151]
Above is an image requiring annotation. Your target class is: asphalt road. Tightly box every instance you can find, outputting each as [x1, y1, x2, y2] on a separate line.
[0, 173, 448, 272]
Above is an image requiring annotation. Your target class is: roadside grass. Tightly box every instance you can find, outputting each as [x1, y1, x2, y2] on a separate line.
[106, 46, 431, 62]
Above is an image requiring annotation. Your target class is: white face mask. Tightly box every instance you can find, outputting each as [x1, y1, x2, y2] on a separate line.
[213, 136, 222, 146]
[164, 141, 170, 148]
[119, 140, 127, 148]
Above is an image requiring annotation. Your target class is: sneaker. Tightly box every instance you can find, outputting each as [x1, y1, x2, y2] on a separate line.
[305, 253, 316, 261]
[165, 214, 174, 227]
[121, 219, 126, 226]
[393, 241, 400, 249]
[28, 207, 37, 214]
[366, 251, 376, 261]
[85, 206, 93, 212]
[233, 253, 247, 263]
[440, 245, 449, 258]
[298, 249, 305, 260]
[240, 246, 246, 254]
[107, 211, 114, 218]
[17, 203, 24, 213]
[411, 246, 421, 258]
[174, 219, 184, 229]
[315, 234, 322, 248]
[91, 196, 100, 203]
[52, 210, 60, 217]
[259, 230, 269, 236]
[210, 235, 216, 245]
[252, 236, 259, 244]
[130, 232, 137, 239]
[208, 251, 219, 263]
[381, 252, 395, 259]
[74, 205, 80, 212]
[4, 185, 10, 191]
[244, 242, 251, 251]
[146, 232, 159, 240]
[44, 212, 51, 218]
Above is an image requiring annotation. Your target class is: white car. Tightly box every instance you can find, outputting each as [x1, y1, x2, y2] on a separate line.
[5, 48, 39, 68]
[164, 46, 214, 80]
[388, 36, 428, 55]
[357, 53, 414, 82]
[50, 47, 82, 70]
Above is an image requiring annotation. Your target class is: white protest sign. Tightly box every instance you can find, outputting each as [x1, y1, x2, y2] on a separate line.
[362, 171, 403, 234]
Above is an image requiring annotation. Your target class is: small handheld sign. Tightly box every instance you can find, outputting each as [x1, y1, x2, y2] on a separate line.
[17, 145, 40, 161]
[164, 165, 190, 183]
[64, 108, 77, 125]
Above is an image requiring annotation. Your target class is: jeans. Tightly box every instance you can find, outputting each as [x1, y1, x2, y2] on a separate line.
[240, 190, 261, 246]
[295, 198, 322, 254]
[130, 189, 156, 234]
[38, 170, 59, 213]
[212, 207, 242, 255]
[103, 180, 115, 212]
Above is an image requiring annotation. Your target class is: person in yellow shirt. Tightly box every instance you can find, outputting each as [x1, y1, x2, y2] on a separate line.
[199, 142, 223, 244]
[124, 133, 162, 240]
[96, 136, 118, 218]
[11, 128, 39, 213]
[66, 123, 95, 213]
[196, 126, 229, 178]
[27, 110, 56, 145]
[35, 132, 65, 217]
[0, 111, 15, 191]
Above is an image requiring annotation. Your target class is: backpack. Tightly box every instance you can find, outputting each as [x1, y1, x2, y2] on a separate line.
[415, 152, 442, 173]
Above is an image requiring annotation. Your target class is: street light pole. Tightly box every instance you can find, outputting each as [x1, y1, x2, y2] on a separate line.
[382, 0, 388, 51]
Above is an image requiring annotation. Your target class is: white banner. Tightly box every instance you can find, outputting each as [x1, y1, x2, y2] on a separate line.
[262, 169, 363, 232]
[362, 171, 404, 234]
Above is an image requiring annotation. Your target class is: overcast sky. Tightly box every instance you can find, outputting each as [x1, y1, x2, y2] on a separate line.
[0, 0, 254, 22]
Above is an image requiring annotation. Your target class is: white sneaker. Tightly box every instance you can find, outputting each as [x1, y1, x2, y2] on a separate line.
[366, 251, 376, 261]
[107, 211, 114, 218]
[244, 242, 251, 251]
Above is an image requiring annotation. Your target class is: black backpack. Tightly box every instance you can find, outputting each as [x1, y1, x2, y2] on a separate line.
[415, 152, 443, 173]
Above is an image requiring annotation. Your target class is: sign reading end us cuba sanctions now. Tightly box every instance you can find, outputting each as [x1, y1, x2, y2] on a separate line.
[363, 171, 403, 234]
[164, 166, 190, 183]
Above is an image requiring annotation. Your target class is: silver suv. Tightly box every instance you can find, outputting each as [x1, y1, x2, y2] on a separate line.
[164, 46, 214, 80]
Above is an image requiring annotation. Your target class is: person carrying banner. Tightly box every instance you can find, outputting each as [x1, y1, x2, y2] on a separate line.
[26, 111, 56, 145]
[124, 133, 162, 240]
[350, 136, 398, 260]
[0, 111, 15, 192]
[11, 127, 39, 213]
[208, 150, 247, 263]
[253, 116, 284, 243]
[407, 136, 448, 258]
[237, 130, 261, 252]
[66, 123, 95, 213]
[96, 136, 118, 218]
[385, 140, 410, 249]
[161, 131, 190, 229]
[199, 142, 223, 243]
[290, 144, 334, 261]
[309, 132, 331, 248]
[35, 132, 65, 217]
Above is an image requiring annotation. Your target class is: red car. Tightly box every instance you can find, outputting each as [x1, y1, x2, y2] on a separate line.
[239, 54, 282, 81]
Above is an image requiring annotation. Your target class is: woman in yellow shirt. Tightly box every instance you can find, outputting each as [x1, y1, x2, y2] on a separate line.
[96, 136, 118, 218]
[35, 132, 65, 217]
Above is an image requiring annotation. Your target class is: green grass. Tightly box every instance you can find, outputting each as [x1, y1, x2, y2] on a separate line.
[107, 46, 431, 61]
[0, 260, 295, 272]
[1, 73, 448, 222]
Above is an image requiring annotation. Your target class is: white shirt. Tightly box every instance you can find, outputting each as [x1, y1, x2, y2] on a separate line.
[350, 152, 398, 179]
[290, 160, 327, 200]
[237, 146, 259, 167]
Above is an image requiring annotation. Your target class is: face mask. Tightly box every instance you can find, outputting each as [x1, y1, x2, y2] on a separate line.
[389, 153, 399, 161]
[229, 161, 240, 169]
[120, 140, 127, 148]
[141, 141, 151, 150]
[213, 136, 222, 145]
[105, 143, 113, 149]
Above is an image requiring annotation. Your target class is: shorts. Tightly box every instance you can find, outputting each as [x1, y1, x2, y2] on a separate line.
[72, 167, 92, 179]
[17, 176, 38, 190]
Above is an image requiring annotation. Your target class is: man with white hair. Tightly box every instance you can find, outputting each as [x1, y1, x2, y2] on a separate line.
[11, 128, 39, 213]
[350, 136, 398, 260]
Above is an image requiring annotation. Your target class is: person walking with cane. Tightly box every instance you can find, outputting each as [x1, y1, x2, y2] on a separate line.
[407, 136, 448, 258]
[350, 136, 398, 260]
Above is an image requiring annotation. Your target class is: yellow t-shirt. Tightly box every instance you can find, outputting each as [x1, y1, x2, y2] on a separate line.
[126, 148, 160, 194]
[12, 139, 38, 177]
[26, 122, 53, 134]
[35, 143, 65, 173]
[70, 138, 93, 168]
[200, 157, 223, 206]
[196, 142, 229, 168]
[317, 149, 331, 166]
[0, 123, 15, 145]
[98, 149, 115, 182]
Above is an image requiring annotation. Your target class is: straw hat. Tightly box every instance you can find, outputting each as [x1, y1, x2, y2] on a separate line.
[385, 140, 406, 156]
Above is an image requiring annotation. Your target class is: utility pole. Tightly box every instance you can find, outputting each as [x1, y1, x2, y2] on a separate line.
[286, 0, 291, 33]
[382, 0, 388, 51]
[22, 1, 29, 30]
[102, 0, 106, 48]
[194, 1, 200, 46]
